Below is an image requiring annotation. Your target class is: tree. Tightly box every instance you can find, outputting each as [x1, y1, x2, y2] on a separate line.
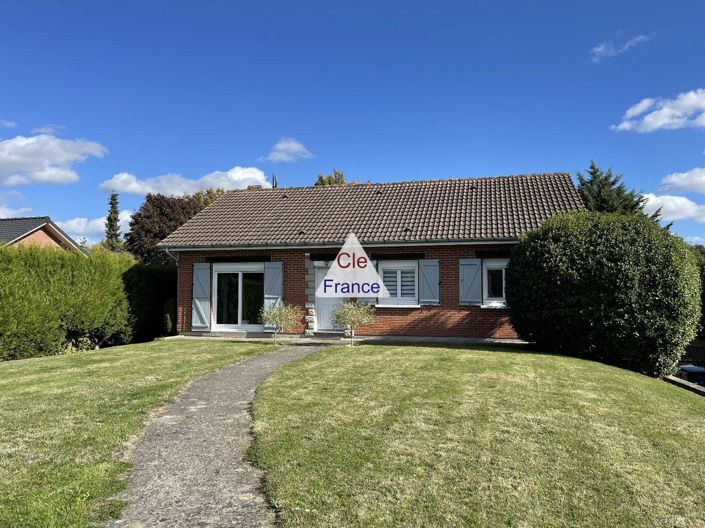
[260, 303, 300, 344]
[103, 192, 124, 252]
[125, 194, 204, 265]
[192, 188, 225, 207]
[577, 162, 660, 221]
[332, 302, 376, 346]
[315, 169, 350, 186]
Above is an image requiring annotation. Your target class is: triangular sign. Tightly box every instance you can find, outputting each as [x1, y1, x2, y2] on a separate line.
[315, 233, 390, 298]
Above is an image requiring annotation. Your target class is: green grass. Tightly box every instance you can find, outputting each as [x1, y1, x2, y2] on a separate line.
[251, 345, 705, 528]
[0, 338, 273, 527]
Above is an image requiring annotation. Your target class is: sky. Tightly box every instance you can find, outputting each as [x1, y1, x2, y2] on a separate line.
[1, 0, 705, 244]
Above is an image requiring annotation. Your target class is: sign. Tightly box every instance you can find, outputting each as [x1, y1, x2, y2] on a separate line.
[315, 233, 390, 298]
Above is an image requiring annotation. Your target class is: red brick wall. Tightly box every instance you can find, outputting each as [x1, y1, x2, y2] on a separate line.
[177, 249, 308, 334]
[175, 244, 517, 339]
[14, 227, 65, 249]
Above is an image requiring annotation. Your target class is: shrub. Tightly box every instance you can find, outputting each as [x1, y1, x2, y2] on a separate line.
[506, 212, 701, 377]
[0, 246, 133, 360]
[122, 263, 177, 342]
[332, 302, 375, 346]
[0, 246, 178, 360]
[260, 303, 300, 344]
[696, 246, 705, 339]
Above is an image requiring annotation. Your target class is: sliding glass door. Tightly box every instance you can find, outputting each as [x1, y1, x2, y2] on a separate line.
[213, 263, 265, 329]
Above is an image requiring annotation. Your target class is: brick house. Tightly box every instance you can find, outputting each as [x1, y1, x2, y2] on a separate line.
[0, 216, 82, 251]
[158, 173, 584, 339]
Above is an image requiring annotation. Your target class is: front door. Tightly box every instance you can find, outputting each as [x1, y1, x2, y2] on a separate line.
[213, 263, 265, 330]
[315, 267, 343, 330]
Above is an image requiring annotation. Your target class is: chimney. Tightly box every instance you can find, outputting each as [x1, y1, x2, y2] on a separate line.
[247, 185, 263, 190]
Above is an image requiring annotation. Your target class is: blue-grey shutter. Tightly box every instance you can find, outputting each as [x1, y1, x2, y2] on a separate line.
[192, 263, 211, 330]
[264, 261, 283, 308]
[418, 259, 440, 306]
[459, 258, 482, 306]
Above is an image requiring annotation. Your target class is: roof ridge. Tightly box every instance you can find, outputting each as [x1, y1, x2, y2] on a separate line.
[0, 216, 50, 221]
[224, 172, 571, 193]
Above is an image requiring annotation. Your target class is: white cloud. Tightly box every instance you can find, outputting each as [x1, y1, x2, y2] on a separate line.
[644, 193, 705, 223]
[259, 137, 313, 163]
[0, 119, 17, 129]
[56, 210, 132, 243]
[613, 88, 705, 132]
[31, 124, 65, 135]
[99, 166, 270, 196]
[687, 235, 705, 245]
[0, 191, 31, 218]
[662, 166, 705, 194]
[0, 134, 107, 186]
[590, 34, 651, 63]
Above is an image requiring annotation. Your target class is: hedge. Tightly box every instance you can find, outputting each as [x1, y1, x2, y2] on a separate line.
[506, 212, 701, 377]
[0, 246, 176, 361]
[698, 249, 705, 339]
[122, 263, 177, 342]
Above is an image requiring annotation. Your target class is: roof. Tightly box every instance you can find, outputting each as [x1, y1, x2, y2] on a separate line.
[159, 173, 584, 249]
[0, 216, 82, 250]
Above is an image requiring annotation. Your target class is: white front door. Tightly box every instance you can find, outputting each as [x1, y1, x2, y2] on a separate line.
[315, 267, 344, 330]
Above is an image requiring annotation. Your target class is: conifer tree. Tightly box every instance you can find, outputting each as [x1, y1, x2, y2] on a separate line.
[104, 192, 123, 252]
[577, 162, 660, 221]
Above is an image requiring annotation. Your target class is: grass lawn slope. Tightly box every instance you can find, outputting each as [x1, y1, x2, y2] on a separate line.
[0, 339, 273, 527]
[251, 345, 705, 528]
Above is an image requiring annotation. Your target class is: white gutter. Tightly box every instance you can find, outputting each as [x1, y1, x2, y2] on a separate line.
[160, 239, 518, 252]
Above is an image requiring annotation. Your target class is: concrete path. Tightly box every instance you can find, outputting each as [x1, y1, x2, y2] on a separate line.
[108, 345, 320, 528]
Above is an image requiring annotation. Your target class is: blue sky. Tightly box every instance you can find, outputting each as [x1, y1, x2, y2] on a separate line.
[1, 0, 705, 243]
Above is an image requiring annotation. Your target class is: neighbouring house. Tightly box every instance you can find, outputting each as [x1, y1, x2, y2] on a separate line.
[158, 173, 584, 339]
[0, 216, 82, 251]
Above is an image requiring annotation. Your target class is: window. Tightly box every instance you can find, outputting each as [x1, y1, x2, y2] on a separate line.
[212, 263, 265, 328]
[482, 258, 508, 307]
[378, 261, 418, 306]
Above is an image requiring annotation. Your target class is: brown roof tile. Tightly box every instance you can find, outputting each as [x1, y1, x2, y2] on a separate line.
[158, 173, 584, 249]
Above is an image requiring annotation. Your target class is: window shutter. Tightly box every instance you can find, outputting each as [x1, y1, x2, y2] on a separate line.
[459, 258, 482, 306]
[263, 261, 283, 308]
[191, 263, 211, 330]
[418, 259, 440, 306]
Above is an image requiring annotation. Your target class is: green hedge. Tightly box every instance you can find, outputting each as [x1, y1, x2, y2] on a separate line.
[506, 212, 701, 377]
[0, 246, 176, 361]
[698, 249, 705, 339]
[122, 263, 177, 342]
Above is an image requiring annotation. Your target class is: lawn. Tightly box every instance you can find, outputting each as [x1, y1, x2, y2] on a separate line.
[251, 345, 705, 528]
[0, 338, 273, 527]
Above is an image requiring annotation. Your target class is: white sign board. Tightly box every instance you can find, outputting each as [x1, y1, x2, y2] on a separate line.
[315, 233, 390, 298]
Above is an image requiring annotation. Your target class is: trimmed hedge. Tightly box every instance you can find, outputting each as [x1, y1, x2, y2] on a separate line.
[506, 212, 701, 377]
[698, 249, 705, 339]
[0, 246, 176, 361]
[123, 263, 177, 342]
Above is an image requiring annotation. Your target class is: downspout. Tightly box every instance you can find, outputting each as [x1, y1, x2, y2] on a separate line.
[164, 247, 179, 335]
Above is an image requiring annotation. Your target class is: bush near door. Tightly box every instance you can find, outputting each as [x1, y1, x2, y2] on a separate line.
[506, 212, 701, 377]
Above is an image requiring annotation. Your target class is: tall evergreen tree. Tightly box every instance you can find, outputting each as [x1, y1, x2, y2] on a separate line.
[577, 162, 660, 221]
[104, 192, 123, 252]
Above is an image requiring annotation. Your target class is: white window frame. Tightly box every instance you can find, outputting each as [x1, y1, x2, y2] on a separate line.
[212, 262, 266, 330]
[376, 260, 419, 307]
[482, 258, 509, 308]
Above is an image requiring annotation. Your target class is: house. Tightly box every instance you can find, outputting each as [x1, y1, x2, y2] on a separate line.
[0, 216, 82, 251]
[158, 173, 584, 339]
